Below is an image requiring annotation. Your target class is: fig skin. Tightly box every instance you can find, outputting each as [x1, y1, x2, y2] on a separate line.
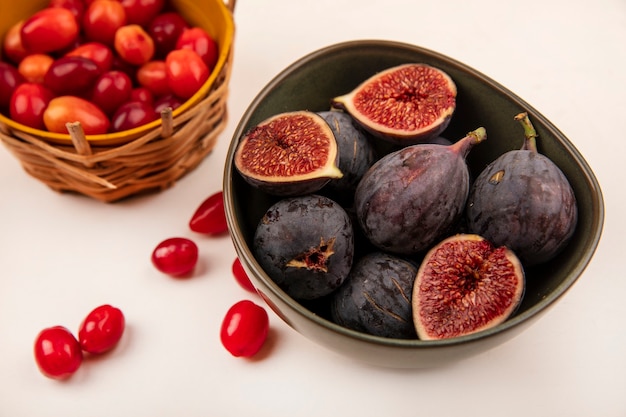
[354, 127, 486, 255]
[466, 113, 578, 266]
[331, 63, 457, 145]
[330, 252, 418, 339]
[318, 110, 376, 196]
[253, 194, 354, 300]
[426, 135, 453, 146]
[413, 234, 525, 341]
[234, 111, 343, 197]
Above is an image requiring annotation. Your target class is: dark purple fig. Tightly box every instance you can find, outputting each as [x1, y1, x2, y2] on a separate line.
[330, 252, 418, 339]
[234, 111, 343, 196]
[317, 110, 376, 195]
[466, 113, 578, 266]
[426, 135, 453, 146]
[413, 234, 525, 340]
[354, 127, 486, 255]
[331, 63, 456, 145]
[253, 194, 354, 300]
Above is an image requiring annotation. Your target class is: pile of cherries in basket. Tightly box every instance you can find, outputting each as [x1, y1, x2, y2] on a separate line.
[0, 0, 219, 135]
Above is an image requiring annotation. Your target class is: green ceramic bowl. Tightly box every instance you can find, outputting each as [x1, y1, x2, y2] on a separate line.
[223, 40, 604, 368]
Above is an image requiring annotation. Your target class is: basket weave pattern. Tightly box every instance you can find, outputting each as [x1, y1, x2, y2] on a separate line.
[0, 5, 234, 203]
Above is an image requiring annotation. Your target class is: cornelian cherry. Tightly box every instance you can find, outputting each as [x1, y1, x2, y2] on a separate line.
[148, 12, 188, 57]
[10, 83, 55, 130]
[220, 300, 269, 358]
[0, 62, 25, 108]
[78, 304, 125, 354]
[91, 70, 133, 115]
[3, 21, 29, 64]
[43, 96, 110, 135]
[82, 0, 127, 46]
[189, 191, 228, 235]
[130, 86, 154, 105]
[17, 53, 53, 84]
[120, 0, 164, 27]
[151, 237, 198, 276]
[43, 56, 102, 96]
[137, 60, 170, 96]
[111, 100, 158, 132]
[20, 8, 79, 53]
[49, 0, 86, 21]
[65, 42, 115, 72]
[154, 94, 183, 114]
[176, 27, 218, 70]
[232, 257, 256, 293]
[165, 48, 209, 99]
[114, 24, 155, 66]
[34, 326, 83, 379]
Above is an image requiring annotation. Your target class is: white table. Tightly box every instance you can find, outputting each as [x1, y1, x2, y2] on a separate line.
[1, 1, 624, 415]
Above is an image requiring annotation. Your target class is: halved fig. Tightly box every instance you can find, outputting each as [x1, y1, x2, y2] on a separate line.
[413, 234, 525, 341]
[234, 111, 343, 196]
[332, 63, 457, 145]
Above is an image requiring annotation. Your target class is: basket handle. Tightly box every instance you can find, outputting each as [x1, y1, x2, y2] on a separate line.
[225, 0, 236, 12]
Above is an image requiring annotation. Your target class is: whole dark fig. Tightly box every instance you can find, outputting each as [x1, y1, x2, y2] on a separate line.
[331, 63, 456, 145]
[426, 135, 453, 146]
[253, 195, 354, 300]
[234, 111, 343, 196]
[318, 110, 376, 195]
[355, 127, 486, 255]
[330, 252, 418, 339]
[466, 113, 578, 266]
[413, 234, 525, 340]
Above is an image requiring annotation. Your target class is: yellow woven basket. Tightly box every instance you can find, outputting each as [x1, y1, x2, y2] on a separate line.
[0, 0, 235, 202]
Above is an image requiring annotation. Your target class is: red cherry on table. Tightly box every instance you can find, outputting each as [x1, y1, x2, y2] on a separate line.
[189, 191, 228, 235]
[34, 326, 83, 379]
[220, 300, 269, 358]
[232, 257, 256, 293]
[151, 237, 199, 277]
[78, 304, 126, 354]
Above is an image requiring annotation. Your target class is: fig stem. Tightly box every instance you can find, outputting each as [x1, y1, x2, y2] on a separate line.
[514, 112, 538, 152]
[451, 127, 486, 158]
[468, 126, 487, 144]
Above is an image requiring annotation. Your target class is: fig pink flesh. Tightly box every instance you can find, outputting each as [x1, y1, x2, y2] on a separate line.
[413, 234, 524, 340]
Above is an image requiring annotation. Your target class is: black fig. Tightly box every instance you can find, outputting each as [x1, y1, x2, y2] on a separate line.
[234, 111, 343, 196]
[331, 63, 456, 145]
[466, 113, 578, 266]
[425, 135, 453, 146]
[413, 234, 525, 340]
[330, 252, 418, 339]
[354, 127, 486, 255]
[253, 195, 354, 300]
[318, 110, 376, 196]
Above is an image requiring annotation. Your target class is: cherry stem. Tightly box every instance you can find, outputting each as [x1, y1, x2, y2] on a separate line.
[515, 112, 538, 152]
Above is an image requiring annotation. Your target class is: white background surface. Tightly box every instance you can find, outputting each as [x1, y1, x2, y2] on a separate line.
[1, 0, 625, 416]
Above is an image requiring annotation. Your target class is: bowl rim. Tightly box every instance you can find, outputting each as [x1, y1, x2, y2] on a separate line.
[224, 39, 605, 349]
[0, 0, 235, 146]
